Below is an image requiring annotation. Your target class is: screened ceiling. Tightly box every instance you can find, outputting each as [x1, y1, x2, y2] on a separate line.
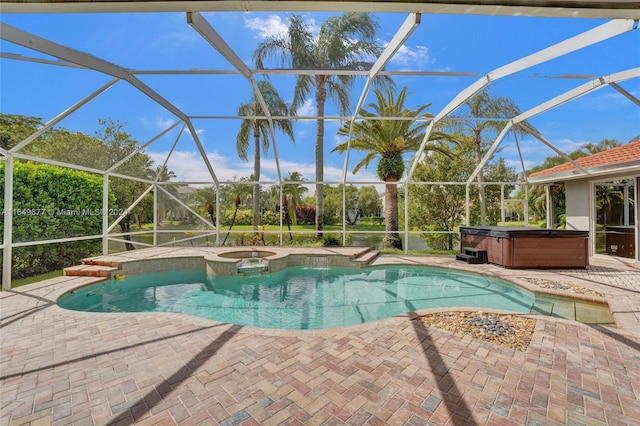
[2, 1, 639, 188]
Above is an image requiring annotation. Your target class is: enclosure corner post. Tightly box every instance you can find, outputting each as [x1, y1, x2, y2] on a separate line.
[404, 183, 409, 254]
[153, 183, 158, 246]
[102, 173, 109, 255]
[2, 155, 14, 290]
[465, 184, 470, 226]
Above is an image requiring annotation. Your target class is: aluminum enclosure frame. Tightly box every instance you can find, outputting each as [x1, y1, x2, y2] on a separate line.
[1, 1, 639, 289]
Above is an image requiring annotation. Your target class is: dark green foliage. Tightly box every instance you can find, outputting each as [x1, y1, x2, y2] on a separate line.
[295, 206, 315, 225]
[425, 225, 461, 251]
[0, 162, 114, 279]
[0, 114, 43, 150]
[322, 235, 341, 247]
[382, 236, 402, 250]
[377, 152, 405, 182]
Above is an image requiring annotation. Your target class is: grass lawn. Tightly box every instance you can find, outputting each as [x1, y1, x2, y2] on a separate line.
[11, 270, 64, 289]
[11, 222, 551, 288]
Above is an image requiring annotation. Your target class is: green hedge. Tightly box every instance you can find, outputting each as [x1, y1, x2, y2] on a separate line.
[1, 161, 113, 280]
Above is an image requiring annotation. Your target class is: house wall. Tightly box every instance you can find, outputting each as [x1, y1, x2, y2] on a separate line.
[565, 179, 590, 231]
[562, 175, 639, 263]
[636, 176, 639, 262]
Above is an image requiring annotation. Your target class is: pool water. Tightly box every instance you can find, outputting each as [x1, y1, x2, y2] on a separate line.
[58, 266, 535, 330]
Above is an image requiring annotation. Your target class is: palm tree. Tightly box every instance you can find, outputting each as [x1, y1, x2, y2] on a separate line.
[333, 87, 456, 250]
[254, 12, 392, 239]
[154, 165, 177, 223]
[220, 179, 253, 245]
[236, 80, 295, 228]
[579, 138, 621, 156]
[281, 171, 308, 241]
[457, 88, 537, 225]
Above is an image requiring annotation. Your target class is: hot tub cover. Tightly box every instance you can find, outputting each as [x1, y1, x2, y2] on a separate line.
[460, 226, 589, 239]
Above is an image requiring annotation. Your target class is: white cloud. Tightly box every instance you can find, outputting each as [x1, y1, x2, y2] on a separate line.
[497, 136, 597, 171]
[187, 127, 205, 138]
[555, 138, 589, 153]
[244, 14, 320, 40]
[389, 44, 433, 69]
[504, 158, 537, 172]
[296, 98, 315, 116]
[579, 89, 640, 110]
[140, 116, 177, 131]
[243, 15, 289, 39]
[148, 150, 253, 183]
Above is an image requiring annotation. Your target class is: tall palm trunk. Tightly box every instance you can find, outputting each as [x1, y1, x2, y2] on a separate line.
[120, 219, 136, 251]
[282, 196, 294, 241]
[315, 77, 326, 239]
[253, 122, 261, 228]
[222, 195, 241, 246]
[383, 178, 402, 250]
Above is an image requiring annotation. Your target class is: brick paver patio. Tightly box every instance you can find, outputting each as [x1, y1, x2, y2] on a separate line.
[2, 252, 639, 425]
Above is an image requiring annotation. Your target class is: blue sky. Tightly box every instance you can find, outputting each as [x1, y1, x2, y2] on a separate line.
[1, 11, 639, 186]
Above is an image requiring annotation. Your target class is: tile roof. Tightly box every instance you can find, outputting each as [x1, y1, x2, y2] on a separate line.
[528, 139, 640, 180]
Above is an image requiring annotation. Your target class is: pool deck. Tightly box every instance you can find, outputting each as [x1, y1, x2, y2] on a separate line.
[1, 248, 639, 425]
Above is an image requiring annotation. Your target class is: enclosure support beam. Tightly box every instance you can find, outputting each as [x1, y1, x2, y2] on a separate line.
[610, 82, 640, 107]
[1, 19, 222, 255]
[524, 185, 529, 227]
[188, 11, 283, 184]
[155, 124, 187, 182]
[465, 184, 471, 226]
[153, 184, 158, 247]
[0, 21, 221, 187]
[405, 18, 637, 185]
[102, 174, 109, 255]
[156, 185, 215, 230]
[403, 183, 409, 253]
[340, 12, 421, 247]
[107, 121, 182, 173]
[11, 78, 119, 153]
[107, 185, 155, 233]
[0, 23, 189, 121]
[500, 185, 505, 226]
[469, 67, 640, 188]
[2, 155, 14, 290]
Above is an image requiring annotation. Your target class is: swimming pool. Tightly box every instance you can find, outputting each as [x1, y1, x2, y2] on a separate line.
[58, 265, 535, 329]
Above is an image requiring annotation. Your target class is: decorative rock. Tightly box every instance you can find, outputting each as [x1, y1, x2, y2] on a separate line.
[519, 277, 604, 297]
[415, 311, 536, 352]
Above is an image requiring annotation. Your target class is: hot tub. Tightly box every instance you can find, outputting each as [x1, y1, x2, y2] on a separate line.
[460, 226, 589, 269]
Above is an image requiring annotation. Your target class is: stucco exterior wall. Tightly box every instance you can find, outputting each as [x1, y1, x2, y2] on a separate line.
[565, 179, 590, 231]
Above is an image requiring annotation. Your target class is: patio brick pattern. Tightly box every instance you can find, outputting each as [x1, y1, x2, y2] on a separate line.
[2, 253, 639, 425]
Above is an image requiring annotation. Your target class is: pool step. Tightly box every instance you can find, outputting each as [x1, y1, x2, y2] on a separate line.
[82, 258, 121, 268]
[64, 264, 120, 278]
[456, 247, 488, 264]
[355, 250, 380, 265]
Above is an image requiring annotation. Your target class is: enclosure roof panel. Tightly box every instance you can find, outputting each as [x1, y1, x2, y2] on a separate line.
[1, 0, 639, 18]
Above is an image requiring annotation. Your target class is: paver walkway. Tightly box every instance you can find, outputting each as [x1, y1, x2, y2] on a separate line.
[1, 253, 639, 425]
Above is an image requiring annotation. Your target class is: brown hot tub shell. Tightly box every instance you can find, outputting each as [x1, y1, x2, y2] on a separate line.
[460, 226, 589, 269]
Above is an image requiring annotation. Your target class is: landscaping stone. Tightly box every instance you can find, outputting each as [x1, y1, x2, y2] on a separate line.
[415, 311, 536, 351]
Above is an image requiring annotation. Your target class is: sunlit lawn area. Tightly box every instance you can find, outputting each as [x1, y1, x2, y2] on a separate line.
[11, 221, 551, 288]
[11, 270, 64, 289]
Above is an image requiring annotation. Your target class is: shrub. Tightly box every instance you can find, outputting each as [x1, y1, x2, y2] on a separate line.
[219, 208, 253, 226]
[424, 226, 460, 251]
[262, 210, 280, 226]
[322, 235, 341, 247]
[295, 206, 315, 225]
[0, 162, 114, 279]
